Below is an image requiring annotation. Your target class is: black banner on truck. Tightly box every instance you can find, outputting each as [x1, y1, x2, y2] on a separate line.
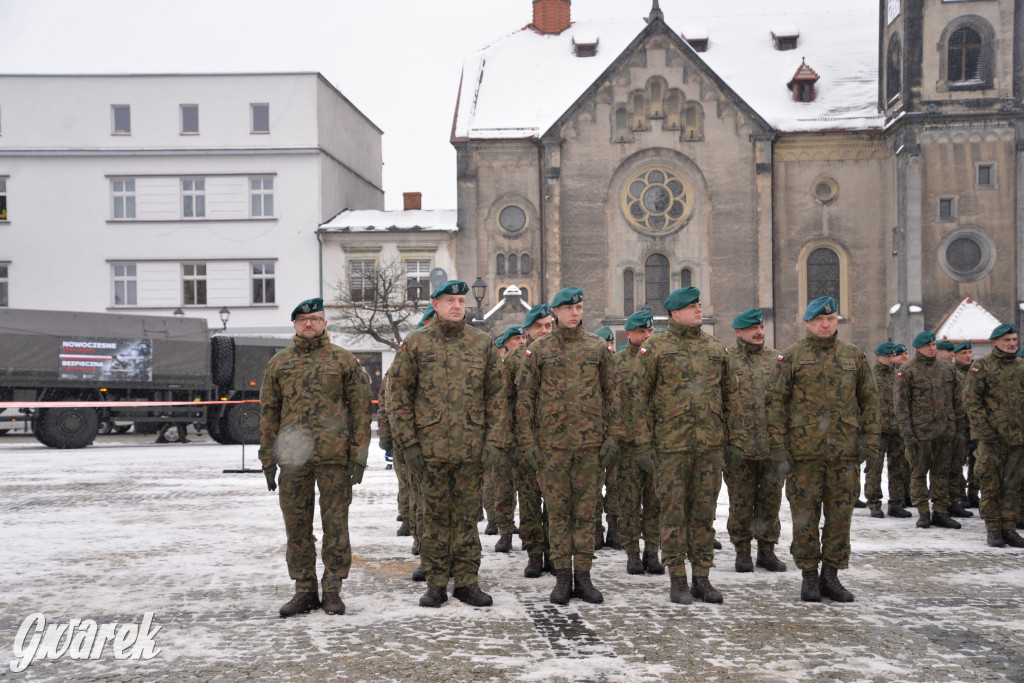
[59, 338, 153, 382]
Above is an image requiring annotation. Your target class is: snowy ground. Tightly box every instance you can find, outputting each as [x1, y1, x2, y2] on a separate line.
[2, 432, 1023, 682]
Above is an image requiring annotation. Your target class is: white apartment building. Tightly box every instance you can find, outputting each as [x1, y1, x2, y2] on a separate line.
[0, 72, 383, 334]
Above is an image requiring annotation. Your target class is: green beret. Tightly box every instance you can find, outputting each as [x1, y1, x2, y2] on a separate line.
[731, 308, 764, 330]
[430, 280, 469, 298]
[524, 304, 552, 328]
[954, 341, 972, 353]
[495, 325, 526, 348]
[594, 326, 614, 342]
[803, 296, 838, 321]
[990, 322, 1016, 340]
[551, 287, 584, 308]
[912, 330, 936, 348]
[936, 340, 955, 351]
[893, 344, 907, 355]
[664, 286, 699, 312]
[291, 297, 324, 321]
[414, 304, 435, 329]
[874, 342, 897, 356]
[625, 311, 654, 330]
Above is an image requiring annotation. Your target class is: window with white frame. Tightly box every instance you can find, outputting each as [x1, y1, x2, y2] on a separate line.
[112, 105, 131, 134]
[252, 261, 276, 304]
[349, 259, 376, 302]
[250, 177, 274, 217]
[0, 178, 6, 220]
[405, 258, 431, 302]
[251, 103, 270, 133]
[182, 178, 206, 218]
[112, 263, 137, 306]
[180, 104, 199, 134]
[0, 263, 8, 307]
[182, 263, 207, 305]
[112, 179, 136, 219]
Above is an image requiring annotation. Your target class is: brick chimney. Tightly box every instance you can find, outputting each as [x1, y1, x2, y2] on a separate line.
[403, 192, 422, 210]
[532, 0, 571, 35]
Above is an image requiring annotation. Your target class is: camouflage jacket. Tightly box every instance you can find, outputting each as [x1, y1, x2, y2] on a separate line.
[387, 318, 507, 460]
[503, 343, 527, 446]
[516, 323, 623, 451]
[766, 331, 880, 460]
[631, 321, 739, 453]
[725, 338, 779, 460]
[612, 343, 644, 448]
[376, 371, 391, 446]
[894, 352, 963, 441]
[258, 333, 371, 468]
[953, 361, 971, 433]
[873, 362, 898, 435]
[963, 348, 1024, 446]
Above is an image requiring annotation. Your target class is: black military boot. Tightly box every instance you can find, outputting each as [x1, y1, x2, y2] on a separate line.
[987, 530, 1007, 547]
[322, 591, 345, 616]
[626, 552, 644, 575]
[690, 575, 723, 604]
[800, 569, 821, 602]
[915, 510, 931, 528]
[543, 553, 555, 575]
[713, 539, 722, 550]
[419, 585, 448, 608]
[594, 521, 605, 551]
[756, 543, 787, 572]
[484, 519, 498, 535]
[967, 491, 980, 508]
[396, 513, 403, 522]
[453, 583, 493, 606]
[734, 543, 753, 573]
[669, 573, 692, 605]
[523, 554, 544, 578]
[868, 505, 884, 519]
[605, 516, 623, 550]
[888, 504, 912, 518]
[854, 498, 867, 508]
[932, 512, 962, 529]
[948, 502, 974, 518]
[411, 565, 426, 581]
[397, 518, 411, 536]
[819, 564, 854, 602]
[643, 549, 665, 575]
[494, 533, 513, 553]
[572, 570, 604, 604]
[411, 537, 420, 555]
[550, 568, 573, 605]
[1002, 529, 1024, 548]
[279, 591, 320, 618]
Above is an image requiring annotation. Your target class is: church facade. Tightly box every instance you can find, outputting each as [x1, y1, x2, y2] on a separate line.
[450, 0, 1023, 350]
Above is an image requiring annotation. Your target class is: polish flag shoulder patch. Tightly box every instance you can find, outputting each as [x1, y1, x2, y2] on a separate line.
[639, 347, 648, 355]
[776, 354, 784, 361]
[525, 349, 532, 357]
[971, 367, 980, 373]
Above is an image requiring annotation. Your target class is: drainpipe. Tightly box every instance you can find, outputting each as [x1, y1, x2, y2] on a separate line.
[537, 143, 547, 304]
[316, 229, 324, 299]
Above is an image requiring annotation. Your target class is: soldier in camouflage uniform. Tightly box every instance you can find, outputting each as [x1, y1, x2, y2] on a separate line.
[767, 296, 879, 603]
[613, 311, 664, 576]
[485, 325, 527, 553]
[517, 287, 623, 604]
[506, 304, 555, 578]
[963, 323, 1024, 548]
[592, 325, 622, 551]
[633, 287, 739, 605]
[387, 281, 507, 607]
[895, 330, 965, 530]
[259, 297, 372, 617]
[723, 308, 787, 574]
[950, 341, 978, 514]
[866, 342, 912, 519]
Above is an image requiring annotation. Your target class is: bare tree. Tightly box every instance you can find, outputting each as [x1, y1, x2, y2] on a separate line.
[330, 258, 423, 350]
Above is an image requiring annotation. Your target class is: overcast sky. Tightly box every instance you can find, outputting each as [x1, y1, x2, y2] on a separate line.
[0, 0, 654, 210]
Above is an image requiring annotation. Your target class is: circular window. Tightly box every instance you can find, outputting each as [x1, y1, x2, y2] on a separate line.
[620, 163, 695, 234]
[938, 228, 995, 282]
[498, 205, 527, 233]
[812, 178, 839, 204]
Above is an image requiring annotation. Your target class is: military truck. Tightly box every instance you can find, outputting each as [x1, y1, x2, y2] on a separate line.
[0, 308, 288, 449]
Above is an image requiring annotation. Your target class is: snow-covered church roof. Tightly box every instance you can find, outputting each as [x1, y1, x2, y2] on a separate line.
[453, 0, 881, 141]
[935, 296, 1003, 342]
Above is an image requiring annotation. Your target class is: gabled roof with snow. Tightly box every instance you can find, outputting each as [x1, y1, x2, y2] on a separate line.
[453, 0, 881, 141]
[935, 296, 1003, 342]
[319, 209, 459, 233]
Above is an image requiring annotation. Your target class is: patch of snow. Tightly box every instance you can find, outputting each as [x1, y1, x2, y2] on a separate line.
[320, 209, 458, 232]
[889, 303, 900, 314]
[909, 305, 922, 313]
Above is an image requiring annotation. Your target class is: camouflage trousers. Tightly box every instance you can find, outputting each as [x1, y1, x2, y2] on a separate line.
[278, 461, 352, 593]
[865, 432, 910, 508]
[948, 430, 973, 505]
[618, 448, 661, 553]
[484, 456, 518, 534]
[656, 448, 723, 578]
[537, 446, 600, 571]
[786, 459, 858, 571]
[395, 450, 421, 540]
[909, 438, 952, 514]
[975, 442, 1024, 532]
[416, 459, 484, 588]
[724, 456, 783, 548]
[515, 453, 548, 556]
[594, 465, 621, 522]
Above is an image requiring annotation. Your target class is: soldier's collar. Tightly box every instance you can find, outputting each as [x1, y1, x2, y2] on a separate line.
[668, 320, 701, 338]
[435, 318, 466, 338]
[805, 331, 837, 348]
[293, 332, 330, 349]
[736, 337, 763, 354]
[553, 323, 584, 340]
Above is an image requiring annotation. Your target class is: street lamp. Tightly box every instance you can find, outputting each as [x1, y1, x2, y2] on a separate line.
[406, 279, 422, 310]
[471, 276, 487, 320]
[219, 306, 231, 331]
[173, 307, 185, 317]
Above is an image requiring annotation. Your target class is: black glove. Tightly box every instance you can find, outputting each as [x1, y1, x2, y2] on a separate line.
[637, 445, 656, 475]
[347, 461, 365, 486]
[263, 464, 278, 492]
[482, 444, 503, 470]
[726, 445, 744, 471]
[379, 435, 393, 452]
[405, 444, 425, 473]
[599, 438, 620, 468]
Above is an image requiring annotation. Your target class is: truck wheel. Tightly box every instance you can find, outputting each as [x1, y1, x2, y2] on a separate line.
[36, 408, 99, 449]
[207, 412, 234, 444]
[97, 419, 114, 435]
[211, 337, 235, 388]
[226, 404, 261, 444]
